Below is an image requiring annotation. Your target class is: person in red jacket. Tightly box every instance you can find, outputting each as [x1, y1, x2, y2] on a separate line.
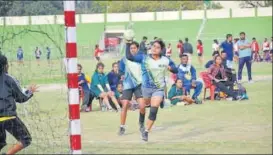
[94, 44, 103, 62]
[166, 43, 172, 58]
[197, 39, 204, 65]
[177, 40, 183, 57]
[251, 38, 260, 62]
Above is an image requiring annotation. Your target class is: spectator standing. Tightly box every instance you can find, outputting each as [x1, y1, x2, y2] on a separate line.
[177, 40, 184, 57]
[166, 43, 172, 58]
[139, 36, 148, 55]
[94, 44, 103, 62]
[196, 39, 204, 66]
[183, 38, 193, 64]
[46, 47, 51, 65]
[262, 38, 270, 62]
[212, 39, 220, 56]
[34, 47, 42, 66]
[251, 38, 260, 62]
[220, 34, 233, 68]
[233, 38, 239, 63]
[17, 46, 24, 65]
[237, 32, 253, 83]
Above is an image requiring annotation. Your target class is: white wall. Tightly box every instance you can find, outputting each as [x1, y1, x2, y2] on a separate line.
[55, 14, 80, 25]
[207, 9, 230, 19]
[182, 10, 204, 20]
[31, 15, 55, 25]
[0, 17, 4, 26]
[131, 12, 154, 21]
[107, 13, 129, 22]
[5, 16, 29, 26]
[55, 15, 65, 24]
[156, 11, 179, 21]
[232, 8, 255, 18]
[81, 14, 104, 23]
[257, 7, 272, 17]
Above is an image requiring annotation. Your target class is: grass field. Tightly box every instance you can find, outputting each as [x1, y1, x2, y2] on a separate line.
[1, 17, 272, 61]
[0, 17, 272, 154]
[1, 72, 272, 154]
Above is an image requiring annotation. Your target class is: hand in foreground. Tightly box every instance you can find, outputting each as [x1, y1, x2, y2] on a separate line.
[28, 84, 39, 93]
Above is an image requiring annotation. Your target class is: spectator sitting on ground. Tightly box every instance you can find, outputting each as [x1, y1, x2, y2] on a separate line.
[207, 55, 242, 101]
[90, 62, 121, 112]
[107, 62, 122, 92]
[221, 51, 237, 83]
[205, 53, 219, 69]
[177, 54, 202, 104]
[114, 82, 139, 111]
[77, 64, 94, 112]
[168, 79, 196, 106]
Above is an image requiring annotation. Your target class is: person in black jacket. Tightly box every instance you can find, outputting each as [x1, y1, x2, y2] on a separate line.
[0, 54, 38, 154]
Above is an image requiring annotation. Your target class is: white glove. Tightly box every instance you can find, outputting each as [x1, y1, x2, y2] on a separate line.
[123, 29, 135, 42]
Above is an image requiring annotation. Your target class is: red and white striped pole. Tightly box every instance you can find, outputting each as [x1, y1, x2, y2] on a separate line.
[64, 1, 82, 154]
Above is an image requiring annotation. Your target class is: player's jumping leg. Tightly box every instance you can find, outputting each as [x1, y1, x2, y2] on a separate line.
[142, 96, 162, 142]
[119, 100, 130, 135]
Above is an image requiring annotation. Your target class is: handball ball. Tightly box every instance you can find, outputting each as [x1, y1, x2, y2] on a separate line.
[124, 29, 135, 41]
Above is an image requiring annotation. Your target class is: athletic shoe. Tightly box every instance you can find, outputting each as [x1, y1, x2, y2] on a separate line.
[194, 98, 202, 104]
[139, 123, 145, 133]
[237, 80, 242, 83]
[142, 131, 148, 142]
[118, 126, 125, 136]
[248, 80, 254, 84]
[80, 105, 88, 112]
[160, 100, 164, 109]
[234, 95, 243, 101]
[226, 97, 233, 101]
[85, 107, 91, 112]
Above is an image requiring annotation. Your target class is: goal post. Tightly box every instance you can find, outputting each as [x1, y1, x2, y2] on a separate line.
[63, 1, 82, 154]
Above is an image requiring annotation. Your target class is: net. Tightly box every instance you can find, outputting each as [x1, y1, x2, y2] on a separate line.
[0, 14, 70, 155]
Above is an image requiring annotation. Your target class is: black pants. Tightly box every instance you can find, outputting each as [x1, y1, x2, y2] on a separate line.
[225, 68, 237, 83]
[213, 81, 236, 98]
[0, 117, 32, 151]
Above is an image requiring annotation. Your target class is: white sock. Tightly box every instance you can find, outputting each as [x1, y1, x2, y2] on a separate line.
[120, 125, 125, 128]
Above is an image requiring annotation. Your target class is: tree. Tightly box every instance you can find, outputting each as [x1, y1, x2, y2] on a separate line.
[239, 0, 272, 8]
[0, 1, 14, 16]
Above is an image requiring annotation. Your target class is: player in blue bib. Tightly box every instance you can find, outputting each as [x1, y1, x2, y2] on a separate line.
[118, 41, 146, 136]
[125, 39, 178, 142]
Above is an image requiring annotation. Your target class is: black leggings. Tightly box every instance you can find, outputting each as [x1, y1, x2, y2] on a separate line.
[0, 117, 32, 151]
[213, 81, 237, 98]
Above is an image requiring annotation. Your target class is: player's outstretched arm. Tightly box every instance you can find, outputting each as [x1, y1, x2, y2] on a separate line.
[168, 59, 178, 74]
[10, 77, 38, 103]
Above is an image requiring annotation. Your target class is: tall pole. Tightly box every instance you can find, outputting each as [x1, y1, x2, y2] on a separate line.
[63, 1, 82, 154]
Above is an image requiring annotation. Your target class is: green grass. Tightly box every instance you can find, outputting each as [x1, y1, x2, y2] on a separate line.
[1, 17, 272, 61]
[2, 79, 272, 154]
[8, 55, 272, 85]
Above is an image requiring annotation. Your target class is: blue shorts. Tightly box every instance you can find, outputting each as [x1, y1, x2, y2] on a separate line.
[142, 87, 165, 99]
[17, 56, 23, 61]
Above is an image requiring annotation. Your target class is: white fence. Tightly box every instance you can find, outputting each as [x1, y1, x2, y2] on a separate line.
[131, 12, 154, 21]
[207, 9, 230, 19]
[156, 11, 179, 21]
[182, 10, 204, 20]
[0, 7, 271, 26]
